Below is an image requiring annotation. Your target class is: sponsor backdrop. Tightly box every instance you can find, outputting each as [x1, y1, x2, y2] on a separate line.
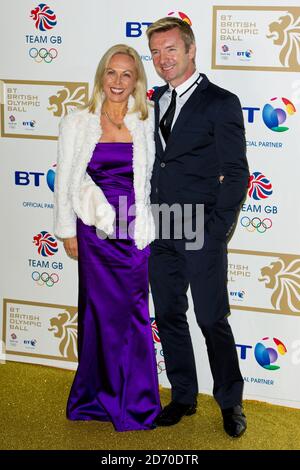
[1, 0, 300, 408]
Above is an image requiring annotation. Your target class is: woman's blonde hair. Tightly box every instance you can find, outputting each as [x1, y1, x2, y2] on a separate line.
[87, 44, 148, 120]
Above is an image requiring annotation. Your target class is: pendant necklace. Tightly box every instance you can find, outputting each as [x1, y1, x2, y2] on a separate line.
[103, 110, 124, 130]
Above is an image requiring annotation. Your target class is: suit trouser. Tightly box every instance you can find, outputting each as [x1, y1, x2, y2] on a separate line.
[149, 235, 244, 409]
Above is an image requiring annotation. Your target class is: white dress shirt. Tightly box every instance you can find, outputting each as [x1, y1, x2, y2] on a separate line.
[159, 70, 202, 148]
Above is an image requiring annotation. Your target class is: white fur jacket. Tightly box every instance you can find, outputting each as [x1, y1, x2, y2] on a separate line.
[53, 96, 156, 250]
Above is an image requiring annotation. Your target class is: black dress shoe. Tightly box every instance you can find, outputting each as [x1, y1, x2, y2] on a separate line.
[155, 400, 197, 426]
[221, 404, 247, 438]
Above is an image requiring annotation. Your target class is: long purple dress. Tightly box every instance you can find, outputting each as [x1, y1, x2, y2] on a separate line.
[67, 142, 161, 432]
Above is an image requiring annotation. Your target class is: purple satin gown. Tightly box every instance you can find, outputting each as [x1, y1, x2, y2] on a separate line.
[67, 142, 161, 432]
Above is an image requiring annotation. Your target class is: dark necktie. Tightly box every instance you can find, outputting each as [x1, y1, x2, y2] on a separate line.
[160, 89, 177, 143]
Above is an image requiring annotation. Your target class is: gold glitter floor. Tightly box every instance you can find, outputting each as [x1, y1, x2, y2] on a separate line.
[1, 361, 300, 450]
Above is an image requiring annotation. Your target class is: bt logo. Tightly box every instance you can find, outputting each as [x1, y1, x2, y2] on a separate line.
[230, 290, 245, 300]
[23, 120, 36, 128]
[255, 337, 287, 371]
[237, 49, 253, 58]
[46, 164, 56, 191]
[24, 339, 37, 347]
[262, 97, 296, 132]
[126, 21, 152, 38]
[242, 97, 296, 132]
[126, 11, 192, 37]
[236, 337, 287, 370]
[15, 164, 56, 192]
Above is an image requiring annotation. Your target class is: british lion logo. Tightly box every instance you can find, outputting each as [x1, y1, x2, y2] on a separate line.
[47, 83, 88, 117]
[267, 11, 300, 68]
[48, 309, 78, 361]
[259, 255, 300, 314]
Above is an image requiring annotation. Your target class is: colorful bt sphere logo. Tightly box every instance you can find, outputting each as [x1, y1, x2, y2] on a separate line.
[254, 337, 287, 370]
[167, 11, 192, 25]
[262, 97, 296, 132]
[46, 164, 56, 192]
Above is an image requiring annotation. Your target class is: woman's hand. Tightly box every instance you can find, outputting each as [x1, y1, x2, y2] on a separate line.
[63, 237, 78, 259]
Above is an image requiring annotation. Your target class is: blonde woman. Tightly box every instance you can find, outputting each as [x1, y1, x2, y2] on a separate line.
[54, 44, 161, 432]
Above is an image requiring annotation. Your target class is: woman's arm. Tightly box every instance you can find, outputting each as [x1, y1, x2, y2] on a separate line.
[53, 115, 77, 239]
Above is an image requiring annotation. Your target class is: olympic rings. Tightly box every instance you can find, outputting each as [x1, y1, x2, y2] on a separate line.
[240, 216, 272, 233]
[157, 360, 166, 374]
[29, 48, 58, 63]
[31, 271, 59, 287]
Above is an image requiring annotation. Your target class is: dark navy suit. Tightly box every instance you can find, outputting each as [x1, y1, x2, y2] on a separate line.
[149, 74, 249, 408]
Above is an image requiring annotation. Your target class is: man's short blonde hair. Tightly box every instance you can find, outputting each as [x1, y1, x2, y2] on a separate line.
[147, 17, 195, 52]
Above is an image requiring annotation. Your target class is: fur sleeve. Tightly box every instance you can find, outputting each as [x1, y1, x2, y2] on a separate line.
[53, 115, 77, 239]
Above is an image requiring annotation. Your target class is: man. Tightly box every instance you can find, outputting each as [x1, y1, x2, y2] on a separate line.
[147, 17, 249, 437]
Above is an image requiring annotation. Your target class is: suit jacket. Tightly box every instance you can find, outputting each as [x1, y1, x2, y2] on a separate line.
[151, 74, 249, 241]
[53, 96, 156, 250]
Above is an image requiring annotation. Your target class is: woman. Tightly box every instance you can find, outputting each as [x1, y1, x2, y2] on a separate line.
[54, 44, 161, 432]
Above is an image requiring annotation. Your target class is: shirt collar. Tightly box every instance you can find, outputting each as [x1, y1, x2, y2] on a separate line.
[168, 70, 200, 98]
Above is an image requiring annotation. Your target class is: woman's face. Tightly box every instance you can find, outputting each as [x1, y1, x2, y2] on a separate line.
[102, 53, 137, 104]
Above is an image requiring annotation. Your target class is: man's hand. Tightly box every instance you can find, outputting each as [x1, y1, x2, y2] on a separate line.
[63, 237, 78, 259]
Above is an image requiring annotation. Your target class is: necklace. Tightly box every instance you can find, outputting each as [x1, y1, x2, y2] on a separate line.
[103, 110, 124, 130]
